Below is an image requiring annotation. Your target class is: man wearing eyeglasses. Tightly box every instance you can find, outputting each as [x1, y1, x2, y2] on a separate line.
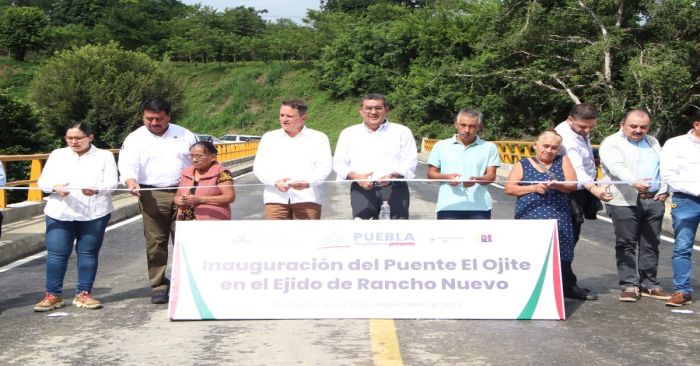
[333, 94, 417, 219]
[118, 98, 196, 304]
[253, 99, 332, 219]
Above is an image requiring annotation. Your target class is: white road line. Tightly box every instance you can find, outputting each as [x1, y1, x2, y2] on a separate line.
[0, 214, 144, 273]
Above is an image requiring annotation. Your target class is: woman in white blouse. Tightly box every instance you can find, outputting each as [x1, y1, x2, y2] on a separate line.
[34, 122, 118, 312]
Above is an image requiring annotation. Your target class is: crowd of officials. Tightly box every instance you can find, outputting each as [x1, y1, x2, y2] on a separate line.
[11, 94, 699, 312]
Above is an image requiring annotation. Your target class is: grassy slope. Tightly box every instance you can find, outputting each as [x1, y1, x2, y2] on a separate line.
[1, 57, 399, 147]
[171, 61, 361, 147]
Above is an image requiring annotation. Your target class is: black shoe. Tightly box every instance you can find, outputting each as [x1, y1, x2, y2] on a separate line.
[151, 290, 169, 304]
[564, 285, 598, 300]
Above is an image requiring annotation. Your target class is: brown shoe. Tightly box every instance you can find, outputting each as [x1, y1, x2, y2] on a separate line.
[640, 287, 673, 300]
[34, 293, 65, 312]
[665, 292, 693, 307]
[619, 287, 640, 302]
[73, 291, 103, 309]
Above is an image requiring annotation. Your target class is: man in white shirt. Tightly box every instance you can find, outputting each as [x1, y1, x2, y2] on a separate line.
[118, 98, 196, 304]
[333, 94, 417, 219]
[253, 99, 332, 219]
[600, 109, 671, 303]
[660, 111, 700, 307]
[555, 103, 612, 300]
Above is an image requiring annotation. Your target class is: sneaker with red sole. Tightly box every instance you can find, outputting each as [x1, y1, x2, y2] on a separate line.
[33, 293, 64, 312]
[73, 291, 103, 309]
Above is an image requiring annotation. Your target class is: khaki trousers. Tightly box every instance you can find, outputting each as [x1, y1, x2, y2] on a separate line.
[264, 202, 322, 220]
[138, 189, 177, 291]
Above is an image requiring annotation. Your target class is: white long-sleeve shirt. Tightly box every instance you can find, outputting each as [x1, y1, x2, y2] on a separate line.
[38, 145, 118, 221]
[118, 124, 196, 187]
[0, 162, 5, 186]
[555, 121, 597, 189]
[333, 121, 417, 181]
[660, 130, 700, 196]
[253, 126, 332, 204]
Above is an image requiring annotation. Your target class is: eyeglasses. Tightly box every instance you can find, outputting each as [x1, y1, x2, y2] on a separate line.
[189, 154, 212, 160]
[65, 136, 88, 141]
[144, 116, 167, 122]
[362, 106, 385, 112]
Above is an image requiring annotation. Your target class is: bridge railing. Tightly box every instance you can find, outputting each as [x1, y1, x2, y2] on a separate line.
[0, 141, 259, 208]
[422, 138, 603, 178]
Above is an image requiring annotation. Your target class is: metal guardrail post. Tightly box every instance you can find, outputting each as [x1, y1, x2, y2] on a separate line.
[27, 159, 44, 202]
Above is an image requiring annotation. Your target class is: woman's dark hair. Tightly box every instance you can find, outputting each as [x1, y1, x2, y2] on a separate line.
[191, 141, 218, 155]
[65, 122, 93, 136]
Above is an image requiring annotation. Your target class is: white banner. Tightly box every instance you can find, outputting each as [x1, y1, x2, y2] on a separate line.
[168, 220, 565, 320]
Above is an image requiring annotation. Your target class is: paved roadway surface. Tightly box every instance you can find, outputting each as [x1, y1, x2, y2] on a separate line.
[1, 163, 699, 365]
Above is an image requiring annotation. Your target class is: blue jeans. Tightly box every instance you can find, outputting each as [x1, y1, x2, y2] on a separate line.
[437, 210, 491, 220]
[45, 214, 111, 295]
[671, 193, 700, 294]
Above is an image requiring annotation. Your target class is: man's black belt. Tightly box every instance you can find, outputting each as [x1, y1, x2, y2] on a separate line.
[140, 184, 178, 192]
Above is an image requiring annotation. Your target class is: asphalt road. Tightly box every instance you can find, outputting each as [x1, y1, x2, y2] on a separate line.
[1, 163, 699, 365]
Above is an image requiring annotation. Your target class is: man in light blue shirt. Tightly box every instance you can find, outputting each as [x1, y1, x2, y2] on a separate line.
[600, 109, 671, 303]
[427, 108, 500, 219]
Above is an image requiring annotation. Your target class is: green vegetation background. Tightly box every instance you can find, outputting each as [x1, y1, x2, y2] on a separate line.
[1, 58, 375, 148]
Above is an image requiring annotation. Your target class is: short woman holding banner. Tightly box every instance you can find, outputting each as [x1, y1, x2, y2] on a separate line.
[504, 130, 581, 296]
[35, 122, 118, 311]
[174, 141, 235, 220]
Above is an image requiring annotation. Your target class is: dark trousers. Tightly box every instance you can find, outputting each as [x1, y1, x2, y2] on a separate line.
[350, 182, 409, 219]
[606, 199, 665, 289]
[138, 189, 177, 291]
[437, 210, 491, 220]
[0, 211, 3, 239]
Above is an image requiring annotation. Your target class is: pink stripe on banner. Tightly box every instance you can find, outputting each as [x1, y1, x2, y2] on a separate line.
[551, 227, 565, 320]
[168, 239, 182, 320]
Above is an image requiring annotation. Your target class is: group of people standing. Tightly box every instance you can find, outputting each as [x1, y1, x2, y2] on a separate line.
[504, 105, 700, 307]
[26, 94, 700, 312]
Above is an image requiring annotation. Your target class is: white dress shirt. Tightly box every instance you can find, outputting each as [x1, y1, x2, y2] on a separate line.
[118, 124, 196, 187]
[253, 126, 332, 205]
[660, 130, 700, 196]
[333, 121, 417, 181]
[38, 145, 118, 221]
[555, 121, 596, 189]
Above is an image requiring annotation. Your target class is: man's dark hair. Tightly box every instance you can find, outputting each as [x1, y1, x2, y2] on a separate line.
[140, 98, 171, 115]
[281, 99, 308, 116]
[569, 103, 597, 120]
[620, 109, 650, 125]
[360, 93, 387, 108]
[691, 109, 700, 124]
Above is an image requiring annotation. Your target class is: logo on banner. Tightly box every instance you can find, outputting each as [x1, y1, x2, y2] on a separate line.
[352, 231, 416, 247]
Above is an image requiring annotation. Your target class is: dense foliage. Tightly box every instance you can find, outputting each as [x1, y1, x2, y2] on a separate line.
[29, 43, 182, 149]
[1, 0, 700, 145]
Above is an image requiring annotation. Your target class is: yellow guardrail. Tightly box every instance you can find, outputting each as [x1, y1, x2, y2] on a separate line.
[422, 138, 602, 179]
[0, 141, 259, 208]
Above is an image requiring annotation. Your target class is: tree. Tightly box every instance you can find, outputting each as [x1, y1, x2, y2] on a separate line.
[29, 43, 184, 148]
[0, 6, 47, 60]
[0, 92, 44, 153]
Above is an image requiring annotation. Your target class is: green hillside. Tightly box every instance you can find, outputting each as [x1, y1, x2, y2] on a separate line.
[1, 58, 394, 147]
[172, 61, 363, 146]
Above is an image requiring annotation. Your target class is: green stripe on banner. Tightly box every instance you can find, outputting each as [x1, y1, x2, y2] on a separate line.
[181, 245, 214, 319]
[517, 233, 554, 319]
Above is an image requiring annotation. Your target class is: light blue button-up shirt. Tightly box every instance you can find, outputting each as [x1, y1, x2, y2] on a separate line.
[630, 137, 660, 191]
[427, 136, 501, 212]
